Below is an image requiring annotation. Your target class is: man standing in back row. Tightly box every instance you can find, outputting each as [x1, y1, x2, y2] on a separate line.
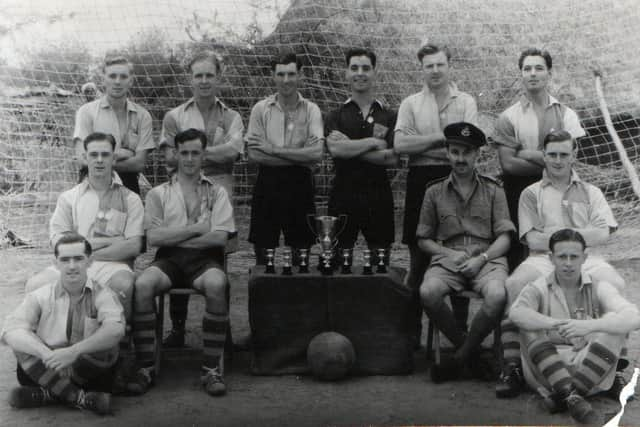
[325, 47, 398, 262]
[395, 44, 478, 345]
[246, 53, 323, 263]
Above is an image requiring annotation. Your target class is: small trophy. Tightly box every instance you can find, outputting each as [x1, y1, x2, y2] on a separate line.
[376, 248, 387, 274]
[265, 248, 275, 274]
[341, 248, 352, 274]
[282, 247, 292, 275]
[321, 250, 333, 276]
[298, 249, 309, 273]
[362, 249, 373, 275]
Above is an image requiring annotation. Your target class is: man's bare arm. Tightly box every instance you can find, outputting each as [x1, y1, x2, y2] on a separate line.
[92, 236, 142, 261]
[394, 131, 445, 155]
[498, 146, 542, 175]
[177, 230, 229, 250]
[114, 149, 150, 173]
[4, 330, 53, 360]
[358, 149, 399, 166]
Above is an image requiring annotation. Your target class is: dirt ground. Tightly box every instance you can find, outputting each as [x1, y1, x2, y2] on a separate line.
[1, 246, 640, 427]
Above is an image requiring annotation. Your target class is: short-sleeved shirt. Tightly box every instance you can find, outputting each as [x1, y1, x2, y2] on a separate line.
[493, 94, 585, 152]
[1, 279, 124, 350]
[394, 83, 477, 166]
[144, 174, 236, 237]
[160, 97, 244, 177]
[512, 273, 634, 345]
[416, 172, 515, 271]
[246, 92, 324, 150]
[49, 178, 145, 247]
[73, 97, 155, 153]
[518, 169, 617, 242]
[325, 98, 396, 185]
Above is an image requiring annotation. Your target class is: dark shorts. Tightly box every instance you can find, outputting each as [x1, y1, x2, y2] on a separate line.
[328, 178, 394, 248]
[402, 165, 451, 244]
[152, 247, 224, 286]
[249, 165, 316, 248]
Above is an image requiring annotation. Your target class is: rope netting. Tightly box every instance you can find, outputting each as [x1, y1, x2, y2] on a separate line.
[1, 0, 639, 258]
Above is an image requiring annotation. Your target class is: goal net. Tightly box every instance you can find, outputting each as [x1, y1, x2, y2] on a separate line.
[1, 0, 639, 259]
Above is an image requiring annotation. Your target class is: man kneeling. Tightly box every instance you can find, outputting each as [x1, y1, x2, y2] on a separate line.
[2, 233, 124, 415]
[131, 128, 236, 396]
[510, 229, 640, 425]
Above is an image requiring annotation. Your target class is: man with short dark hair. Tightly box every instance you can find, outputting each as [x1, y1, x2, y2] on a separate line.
[325, 47, 398, 261]
[510, 229, 640, 425]
[497, 129, 625, 398]
[395, 44, 478, 345]
[246, 53, 323, 263]
[160, 50, 244, 348]
[417, 122, 514, 383]
[131, 128, 236, 396]
[73, 55, 155, 194]
[2, 233, 124, 415]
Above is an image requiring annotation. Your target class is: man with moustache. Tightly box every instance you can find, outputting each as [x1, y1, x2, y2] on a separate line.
[73, 55, 155, 194]
[159, 50, 244, 348]
[395, 44, 478, 346]
[325, 47, 398, 262]
[510, 229, 640, 425]
[417, 122, 513, 383]
[246, 53, 323, 263]
[2, 233, 123, 415]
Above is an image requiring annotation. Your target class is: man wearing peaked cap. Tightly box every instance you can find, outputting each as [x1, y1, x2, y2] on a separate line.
[416, 122, 515, 383]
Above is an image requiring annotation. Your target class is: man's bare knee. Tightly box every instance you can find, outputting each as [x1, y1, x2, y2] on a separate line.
[419, 279, 449, 308]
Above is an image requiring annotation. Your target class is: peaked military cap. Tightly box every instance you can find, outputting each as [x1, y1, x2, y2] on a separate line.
[444, 122, 486, 148]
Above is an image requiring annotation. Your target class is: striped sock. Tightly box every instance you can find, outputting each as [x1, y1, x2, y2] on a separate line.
[501, 319, 521, 367]
[202, 311, 228, 370]
[133, 311, 156, 368]
[528, 338, 572, 395]
[16, 353, 80, 404]
[574, 341, 618, 394]
[119, 327, 131, 352]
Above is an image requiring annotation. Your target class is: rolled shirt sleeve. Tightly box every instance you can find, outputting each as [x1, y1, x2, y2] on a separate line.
[564, 108, 587, 139]
[586, 185, 618, 231]
[1, 293, 41, 344]
[210, 186, 236, 233]
[416, 186, 437, 240]
[73, 103, 93, 144]
[597, 281, 637, 315]
[143, 188, 164, 231]
[123, 192, 145, 238]
[160, 111, 179, 149]
[492, 112, 519, 149]
[394, 97, 417, 136]
[226, 111, 245, 154]
[511, 281, 543, 314]
[306, 103, 324, 145]
[518, 185, 540, 241]
[492, 186, 516, 235]
[49, 191, 74, 246]
[94, 286, 125, 327]
[245, 102, 267, 142]
[136, 109, 155, 152]
[462, 94, 478, 125]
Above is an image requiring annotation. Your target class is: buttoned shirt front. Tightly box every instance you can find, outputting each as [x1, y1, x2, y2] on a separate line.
[394, 83, 477, 166]
[49, 178, 145, 246]
[512, 272, 634, 345]
[325, 98, 396, 185]
[1, 279, 124, 349]
[73, 97, 155, 153]
[417, 172, 515, 271]
[144, 174, 236, 235]
[518, 169, 617, 242]
[246, 92, 324, 149]
[493, 93, 585, 152]
[160, 97, 244, 177]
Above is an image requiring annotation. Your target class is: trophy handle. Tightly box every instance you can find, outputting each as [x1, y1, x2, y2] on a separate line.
[306, 214, 317, 237]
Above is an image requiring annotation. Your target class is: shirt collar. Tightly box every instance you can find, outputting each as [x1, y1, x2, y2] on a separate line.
[422, 82, 460, 98]
[444, 169, 480, 195]
[54, 278, 94, 299]
[540, 168, 582, 187]
[266, 92, 305, 108]
[99, 96, 136, 112]
[183, 97, 227, 111]
[519, 92, 560, 110]
[78, 173, 123, 195]
[546, 271, 592, 292]
[343, 97, 384, 108]
[170, 172, 214, 186]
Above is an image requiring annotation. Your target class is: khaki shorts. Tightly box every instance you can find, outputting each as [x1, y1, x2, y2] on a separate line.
[424, 260, 508, 295]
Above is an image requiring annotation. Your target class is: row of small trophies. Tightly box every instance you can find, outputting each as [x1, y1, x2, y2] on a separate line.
[264, 248, 389, 276]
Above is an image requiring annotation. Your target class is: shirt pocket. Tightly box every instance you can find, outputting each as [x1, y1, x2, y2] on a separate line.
[567, 201, 590, 227]
[468, 198, 492, 239]
[438, 207, 461, 239]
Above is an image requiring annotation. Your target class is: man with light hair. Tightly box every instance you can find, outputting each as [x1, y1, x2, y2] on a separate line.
[395, 43, 478, 346]
[73, 54, 155, 194]
[159, 50, 244, 348]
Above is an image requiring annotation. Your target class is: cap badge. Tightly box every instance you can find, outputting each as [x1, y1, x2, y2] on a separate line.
[460, 126, 471, 137]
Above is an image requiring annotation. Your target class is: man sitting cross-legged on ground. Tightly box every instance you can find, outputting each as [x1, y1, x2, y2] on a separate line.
[510, 229, 640, 425]
[497, 129, 626, 398]
[131, 128, 236, 396]
[2, 233, 125, 415]
[417, 122, 515, 382]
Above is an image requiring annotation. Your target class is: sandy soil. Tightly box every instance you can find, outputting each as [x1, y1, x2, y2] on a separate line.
[1, 248, 639, 427]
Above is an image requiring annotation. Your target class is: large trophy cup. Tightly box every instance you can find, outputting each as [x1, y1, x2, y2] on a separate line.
[307, 214, 347, 275]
